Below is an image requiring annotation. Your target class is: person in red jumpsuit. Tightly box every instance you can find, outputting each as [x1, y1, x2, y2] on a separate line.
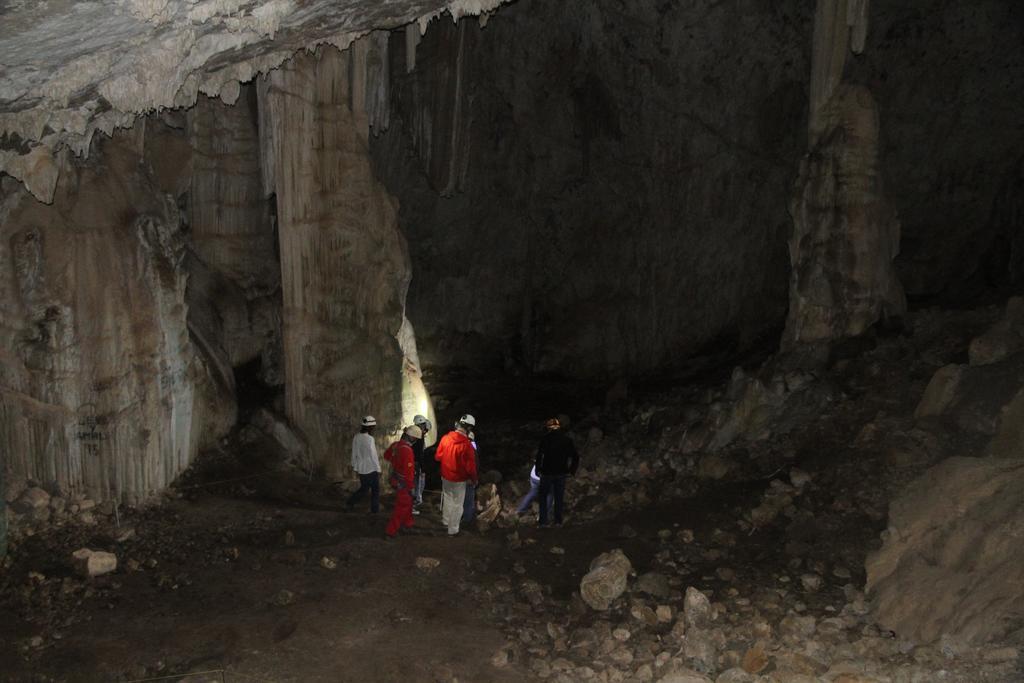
[384, 425, 422, 538]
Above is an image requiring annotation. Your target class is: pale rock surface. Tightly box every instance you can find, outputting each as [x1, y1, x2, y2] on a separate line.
[783, 84, 905, 357]
[684, 587, 714, 629]
[866, 456, 1024, 644]
[258, 46, 431, 473]
[0, 130, 229, 503]
[580, 548, 633, 611]
[0, 0, 510, 201]
[656, 670, 713, 683]
[72, 548, 118, 577]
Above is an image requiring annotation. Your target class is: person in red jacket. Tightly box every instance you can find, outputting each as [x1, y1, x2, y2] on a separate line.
[384, 425, 422, 538]
[434, 414, 478, 536]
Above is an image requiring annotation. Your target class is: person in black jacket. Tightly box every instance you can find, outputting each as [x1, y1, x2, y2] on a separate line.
[536, 417, 579, 527]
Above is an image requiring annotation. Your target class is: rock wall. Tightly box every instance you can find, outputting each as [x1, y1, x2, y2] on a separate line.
[849, 0, 1024, 299]
[0, 131, 224, 504]
[259, 46, 431, 474]
[866, 456, 1024, 645]
[187, 89, 283, 390]
[373, 0, 813, 378]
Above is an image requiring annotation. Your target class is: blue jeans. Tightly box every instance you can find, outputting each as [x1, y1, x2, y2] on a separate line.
[515, 480, 554, 514]
[538, 475, 566, 526]
[413, 472, 426, 505]
[462, 483, 476, 524]
[347, 472, 380, 513]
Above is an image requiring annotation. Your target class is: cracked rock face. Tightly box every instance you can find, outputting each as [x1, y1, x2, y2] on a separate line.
[0, 0, 507, 201]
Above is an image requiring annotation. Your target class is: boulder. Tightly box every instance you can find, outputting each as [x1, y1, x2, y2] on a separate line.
[968, 297, 1024, 366]
[866, 456, 1024, 644]
[580, 548, 633, 611]
[14, 487, 50, 513]
[71, 548, 118, 577]
[635, 571, 672, 599]
[684, 587, 714, 629]
[656, 670, 713, 683]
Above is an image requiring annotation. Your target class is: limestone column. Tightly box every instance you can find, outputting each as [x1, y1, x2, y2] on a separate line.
[782, 0, 905, 357]
[259, 46, 433, 473]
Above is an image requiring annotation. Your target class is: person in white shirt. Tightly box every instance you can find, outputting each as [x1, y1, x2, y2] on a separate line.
[346, 415, 381, 513]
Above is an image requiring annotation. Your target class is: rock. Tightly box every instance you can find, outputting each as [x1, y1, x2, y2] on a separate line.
[491, 645, 513, 668]
[49, 496, 67, 514]
[788, 468, 811, 488]
[15, 487, 50, 513]
[741, 643, 769, 674]
[683, 629, 719, 673]
[114, 527, 136, 543]
[914, 364, 964, 419]
[415, 556, 441, 571]
[684, 587, 713, 629]
[656, 669, 713, 683]
[284, 530, 296, 546]
[697, 454, 736, 480]
[271, 589, 294, 606]
[969, 297, 1024, 366]
[580, 549, 633, 611]
[799, 573, 822, 593]
[866, 456, 1024, 644]
[773, 651, 828, 677]
[715, 669, 754, 683]
[71, 548, 118, 577]
[656, 605, 674, 623]
[4, 474, 27, 504]
[636, 572, 671, 599]
[319, 556, 338, 570]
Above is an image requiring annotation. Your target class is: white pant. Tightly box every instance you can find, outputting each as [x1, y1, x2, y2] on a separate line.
[441, 479, 467, 535]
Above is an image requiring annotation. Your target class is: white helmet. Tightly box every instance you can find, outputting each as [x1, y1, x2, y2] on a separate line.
[361, 415, 377, 427]
[459, 414, 476, 427]
[413, 414, 431, 432]
[404, 425, 423, 439]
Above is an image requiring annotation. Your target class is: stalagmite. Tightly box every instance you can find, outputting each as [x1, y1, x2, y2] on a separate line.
[783, 85, 905, 351]
[259, 46, 432, 474]
[785, 0, 902, 359]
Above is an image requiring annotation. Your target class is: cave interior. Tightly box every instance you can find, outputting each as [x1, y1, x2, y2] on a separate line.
[2, 0, 1024, 681]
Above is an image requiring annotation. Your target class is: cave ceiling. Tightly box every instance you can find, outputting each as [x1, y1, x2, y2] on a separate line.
[0, 0, 505, 200]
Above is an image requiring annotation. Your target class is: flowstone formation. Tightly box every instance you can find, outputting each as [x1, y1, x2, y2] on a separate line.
[782, 0, 905, 361]
[0, 134, 229, 504]
[258, 45, 430, 475]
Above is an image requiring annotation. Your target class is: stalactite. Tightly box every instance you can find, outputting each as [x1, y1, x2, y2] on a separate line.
[394, 19, 474, 196]
[809, 0, 870, 144]
[405, 24, 421, 73]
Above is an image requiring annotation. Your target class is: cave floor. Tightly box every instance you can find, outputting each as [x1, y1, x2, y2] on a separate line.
[2, 307, 1022, 682]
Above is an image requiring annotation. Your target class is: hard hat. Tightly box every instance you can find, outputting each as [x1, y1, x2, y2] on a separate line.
[413, 414, 431, 431]
[404, 425, 423, 439]
[361, 415, 377, 427]
[460, 414, 476, 427]
[545, 417, 561, 430]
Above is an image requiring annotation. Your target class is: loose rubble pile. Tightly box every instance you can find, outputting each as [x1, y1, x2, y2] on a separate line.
[488, 533, 1018, 683]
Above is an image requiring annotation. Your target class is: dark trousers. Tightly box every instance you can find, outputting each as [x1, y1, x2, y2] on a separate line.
[538, 475, 567, 526]
[347, 472, 380, 513]
[462, 483, 476, 524]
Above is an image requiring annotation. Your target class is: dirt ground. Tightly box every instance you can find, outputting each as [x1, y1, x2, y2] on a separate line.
[2, 307, 1023, 682]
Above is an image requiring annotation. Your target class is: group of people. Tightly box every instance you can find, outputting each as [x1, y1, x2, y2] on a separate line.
[346, 412, 579, 538]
